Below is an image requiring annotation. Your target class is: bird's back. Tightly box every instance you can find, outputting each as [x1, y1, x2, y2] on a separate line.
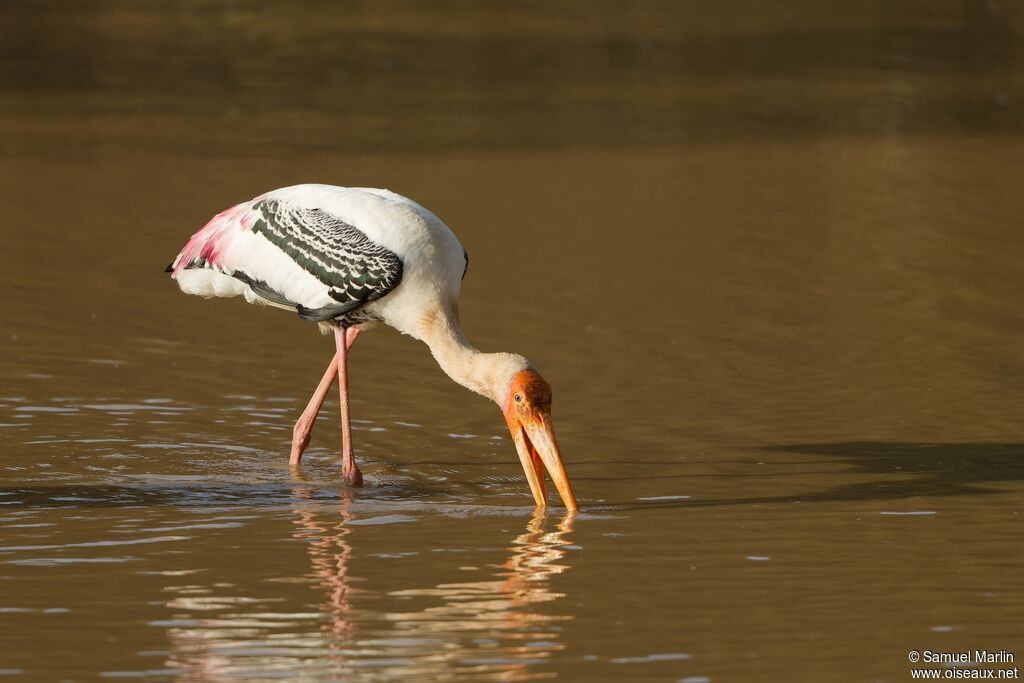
[168, 185, 468, 331]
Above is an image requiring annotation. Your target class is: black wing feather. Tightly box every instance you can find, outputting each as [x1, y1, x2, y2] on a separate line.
[251, 198, 404, 324]
[296, 303, 361, 322]
[231, 271, 297, 309]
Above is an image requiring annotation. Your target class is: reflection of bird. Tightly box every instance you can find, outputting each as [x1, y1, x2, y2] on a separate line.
[285, 499, 575, 679]
[167, 185, 577, 510]
[159, 495, 576, 680]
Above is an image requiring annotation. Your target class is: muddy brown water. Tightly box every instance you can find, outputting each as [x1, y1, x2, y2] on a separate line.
[1, 1, 1023, 681]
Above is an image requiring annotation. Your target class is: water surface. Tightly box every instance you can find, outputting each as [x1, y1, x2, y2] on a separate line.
[1, 1, 1023, 681]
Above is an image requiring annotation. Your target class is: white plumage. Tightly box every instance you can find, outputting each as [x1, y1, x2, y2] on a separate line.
[171, 185, 466, 341]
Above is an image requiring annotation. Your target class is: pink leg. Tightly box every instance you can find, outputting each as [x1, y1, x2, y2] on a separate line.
[290, 327, 361, 467]
[290, 355, 339, 465]
[335, 327, 362, 486]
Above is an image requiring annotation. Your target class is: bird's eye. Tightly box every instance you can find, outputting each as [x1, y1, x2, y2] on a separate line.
[514, 393, 523, 403]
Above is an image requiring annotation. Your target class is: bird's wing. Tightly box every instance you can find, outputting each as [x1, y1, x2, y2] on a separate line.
[252, 198, 404, 320]
[168, 196, 404, 323]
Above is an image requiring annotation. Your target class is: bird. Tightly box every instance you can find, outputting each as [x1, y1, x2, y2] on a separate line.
[166, 185, 578, 511]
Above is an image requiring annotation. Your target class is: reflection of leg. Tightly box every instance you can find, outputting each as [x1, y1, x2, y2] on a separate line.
[290, 355, 339, 466]
[289, 486, 356, 640]
[335, 327, 363, 486]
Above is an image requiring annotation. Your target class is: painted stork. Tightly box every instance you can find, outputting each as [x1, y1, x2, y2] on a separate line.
[166, 185, 578, 511]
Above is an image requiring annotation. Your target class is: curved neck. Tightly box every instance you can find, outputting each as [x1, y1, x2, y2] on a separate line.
[417, 303, 520, 405]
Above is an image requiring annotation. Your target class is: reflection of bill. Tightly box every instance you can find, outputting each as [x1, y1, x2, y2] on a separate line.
[500, 511, 575, 609]
[162, 491, 576, 680]
[381, 510, 575, 679]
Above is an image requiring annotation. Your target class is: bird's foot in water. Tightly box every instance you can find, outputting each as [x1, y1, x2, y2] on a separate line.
[289, 428, 311, 466]
[343, 463, 363, 487]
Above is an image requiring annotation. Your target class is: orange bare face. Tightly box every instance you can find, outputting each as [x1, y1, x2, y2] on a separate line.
[502, 370, 578, 511]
